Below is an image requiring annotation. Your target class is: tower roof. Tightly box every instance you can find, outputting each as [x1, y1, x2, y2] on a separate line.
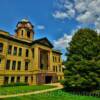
[21, 19, 29, 22]
[16, 19, 34, 30]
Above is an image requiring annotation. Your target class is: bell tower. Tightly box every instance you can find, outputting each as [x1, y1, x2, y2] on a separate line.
[15, 19, 34, 41]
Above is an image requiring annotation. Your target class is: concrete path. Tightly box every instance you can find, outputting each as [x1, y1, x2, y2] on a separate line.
[0, 83, 63, 99]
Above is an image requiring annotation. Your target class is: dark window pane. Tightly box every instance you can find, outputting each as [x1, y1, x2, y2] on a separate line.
[25, 62, 28, 70]
[12, 61, 16, 70]
[13, 47, 17, 55]
[53, 56, 54, 62]
[59, 57, 60, 62]
[0, 43, 3, 52]
[26, 49, 29, 57]
[21, 30, 24, 36]
[32, 48, 34, 58]
[17, 76, 20, 83]
[4, 77, 9, 84]
[6, 60, 10, 70]
[56, 66, 57, 72]
[27, 31, 30, 38]
[17, 61, 21, 70]
[59, 65, 61, 72]
[25, 76, 28, 83]
[11, 77, 14, 83]
[8, 45, 12, 54]
[18, 48, 22, 56]
[53, 66, 55, 72]
[0, 59, 1, 64]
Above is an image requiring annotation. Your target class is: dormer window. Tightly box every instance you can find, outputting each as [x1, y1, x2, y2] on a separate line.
[27, 31, 30, 38]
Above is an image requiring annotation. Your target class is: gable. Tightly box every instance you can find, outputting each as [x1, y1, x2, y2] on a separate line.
[32, 38, 54, 48]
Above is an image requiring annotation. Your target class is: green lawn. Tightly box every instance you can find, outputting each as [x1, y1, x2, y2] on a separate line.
[2, 90, 100, 100]
[0, 85, 55, 95]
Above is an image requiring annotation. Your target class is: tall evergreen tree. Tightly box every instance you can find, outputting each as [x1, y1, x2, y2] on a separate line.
[64, 28, 100, 91]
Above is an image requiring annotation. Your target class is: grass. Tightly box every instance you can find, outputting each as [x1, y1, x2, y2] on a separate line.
[0, 85, 55, 95]
[2, 90, 100, 100]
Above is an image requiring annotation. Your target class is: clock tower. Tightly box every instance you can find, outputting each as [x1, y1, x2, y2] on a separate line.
[15, 19, 34, 41]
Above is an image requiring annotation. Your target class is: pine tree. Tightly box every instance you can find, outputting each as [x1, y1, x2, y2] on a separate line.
[64, 28, 100, 91]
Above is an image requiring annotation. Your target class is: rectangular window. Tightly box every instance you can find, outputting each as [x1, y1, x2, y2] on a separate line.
[26, 49, 29, 57]
[25, 76, 28, 83]
[11, 77, 15, 83]
[27, 31, 30, 38]
[13, 47, 17, 55]
[17, 76, 20, 83]
[12, 61, 16, 70]
[0, 43, 3, 52]
[56, 66, 57, 72]
[59, 57, 60, 62]
[53, 56, 54, 62]
[31, 76, 33, 83]
[55, 57, 57, 62]
[4, 77, 9, 84]
[6, 60, 10, 70]
[18, 48, 22, 56]
[25, 62, 28, 70]
[59, 65, 61, 72]
[53, 66, 55, 72]
[17, 61, 21, 70]
[32, 48, 34, 58]
[21, 30, 24, 36]
[8, 45, 12, 54]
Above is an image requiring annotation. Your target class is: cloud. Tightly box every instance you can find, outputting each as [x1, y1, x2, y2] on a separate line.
[53, 11, 68, 19]
[37, 25, 45, 30]
[53, 34, 72, 49]
[53, 0, 100, 32]
[53, 25, 81, 49]
[53, 0, 75, 19]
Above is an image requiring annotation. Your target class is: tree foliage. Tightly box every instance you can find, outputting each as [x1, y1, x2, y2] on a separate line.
[64, 28, 100, 91]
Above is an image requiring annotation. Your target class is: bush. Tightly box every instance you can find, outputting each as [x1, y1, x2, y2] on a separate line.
[59, 80, 65, 85]
[1, 83, 29, 87]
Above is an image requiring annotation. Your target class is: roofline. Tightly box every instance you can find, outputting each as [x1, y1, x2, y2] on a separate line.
[0, 30, 9, 34]
[16, 21, 34, 28]
[0, 34, 31, 45]
[52, 50, 62, 55]
[0, 34, 54, 48]
[31, 37, 54, 48]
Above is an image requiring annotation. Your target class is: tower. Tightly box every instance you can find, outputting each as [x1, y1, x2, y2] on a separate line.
[15, 19, 34, 41]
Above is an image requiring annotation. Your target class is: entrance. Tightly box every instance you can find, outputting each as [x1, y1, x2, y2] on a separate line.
[45, 76, 52, 84]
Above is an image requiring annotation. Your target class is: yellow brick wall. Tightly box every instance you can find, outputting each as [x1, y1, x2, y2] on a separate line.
[16, 28, 33, 41]
[0, 35, 64, 85]
[52, 52, 64, 80]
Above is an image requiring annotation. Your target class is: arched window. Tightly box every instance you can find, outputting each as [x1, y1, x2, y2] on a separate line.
[21, 30, 24, 36]
[27, 31, 30, 38]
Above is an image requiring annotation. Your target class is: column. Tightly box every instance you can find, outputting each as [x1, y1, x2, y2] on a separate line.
[34, 47, 39, 71]
[49, 51, 53, 71]
[48, 51, 50, 70]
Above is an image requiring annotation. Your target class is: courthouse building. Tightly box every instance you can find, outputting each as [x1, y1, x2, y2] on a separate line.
[0, 19, 64, 85]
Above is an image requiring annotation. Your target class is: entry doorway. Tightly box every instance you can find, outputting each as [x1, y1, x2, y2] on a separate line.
[45, 76, 52, 84]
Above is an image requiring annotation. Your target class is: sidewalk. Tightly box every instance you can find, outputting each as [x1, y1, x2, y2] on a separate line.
[0, 83, 63, 99]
